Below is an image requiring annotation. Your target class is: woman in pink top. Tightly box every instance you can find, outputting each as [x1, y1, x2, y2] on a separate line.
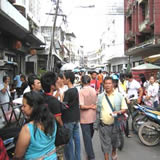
[79, 75, 97, 160]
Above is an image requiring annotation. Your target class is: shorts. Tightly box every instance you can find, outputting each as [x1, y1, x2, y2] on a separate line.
[56, 145, 64, 160]
[99, 123, 119, 154]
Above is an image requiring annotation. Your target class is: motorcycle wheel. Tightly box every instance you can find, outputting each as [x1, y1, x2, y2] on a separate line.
[138, 121, 160, 146]
[118, 131, 124, 151]
[132, 114, 148, 134]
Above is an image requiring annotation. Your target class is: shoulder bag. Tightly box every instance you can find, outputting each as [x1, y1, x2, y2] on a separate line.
[55, 124, 71, 147]
[105, 94, 127, 128]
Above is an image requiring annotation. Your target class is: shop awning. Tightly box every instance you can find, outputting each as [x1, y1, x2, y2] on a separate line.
[144, 54, 160, 63]
[0, 60, 18, 66]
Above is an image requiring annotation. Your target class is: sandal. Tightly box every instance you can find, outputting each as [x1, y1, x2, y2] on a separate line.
[112, 154, 118, 160]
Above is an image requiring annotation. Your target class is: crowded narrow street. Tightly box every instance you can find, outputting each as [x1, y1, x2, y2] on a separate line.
[1, 0, 160, 160]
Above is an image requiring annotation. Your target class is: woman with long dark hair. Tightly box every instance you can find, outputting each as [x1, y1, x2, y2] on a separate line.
[13, 91, 57, 160]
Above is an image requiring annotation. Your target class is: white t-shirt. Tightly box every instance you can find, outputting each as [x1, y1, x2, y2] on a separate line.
[0, 83, 10, 113]
[146, 83, 159, 103]
[23, 86, 30, 94]
[60, 85, 68, 93]
[53, 85, 68, 101]
[126, 79, 141, 99]
[53, 89, 64, 101]
[0, 83, 10, 104]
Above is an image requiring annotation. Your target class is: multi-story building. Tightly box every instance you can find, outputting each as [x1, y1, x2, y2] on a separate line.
[87, 50, 101, 68]
[0, 0, 45, 82]
[99, 0, 128, 73]
[124, 0, 160, 67]
[40, 24, 71, 72]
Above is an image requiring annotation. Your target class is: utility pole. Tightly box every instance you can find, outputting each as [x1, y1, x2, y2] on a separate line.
[47, 0, 60, 71]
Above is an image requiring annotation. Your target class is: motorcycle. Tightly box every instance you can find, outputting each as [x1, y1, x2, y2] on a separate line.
[0, 127, 21, 157]
[0, 101, 25, 158]
[132, 104, 155, 134]
[138, 109, 160, 146]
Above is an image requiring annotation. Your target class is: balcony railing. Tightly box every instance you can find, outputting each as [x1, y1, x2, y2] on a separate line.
[0, 0, 29, 31]
[138, 0, 145, 4]
[125, 7, 133, 17]
[125, 31, 134, 41]
[139, 18, 150, 32]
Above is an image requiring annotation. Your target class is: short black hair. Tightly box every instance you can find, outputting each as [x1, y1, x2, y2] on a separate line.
[81, 75, 91, 84]
[91, 71, 97, 74]
[120, 73, 125, 78]
[28, 74, 40, 89]
[103, 76, 113, 83]
[41, 72, 58, 93]
[139, 74, 146, 82]
[64, 71, 75, 84]
[58, 73, 64, 79]
[126, 73, 133, 79]
[3, 76, 9, 82]
[20, 74, 26, 81]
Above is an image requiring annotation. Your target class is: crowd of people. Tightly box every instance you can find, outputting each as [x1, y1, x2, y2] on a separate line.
[0, 70, 159, 160]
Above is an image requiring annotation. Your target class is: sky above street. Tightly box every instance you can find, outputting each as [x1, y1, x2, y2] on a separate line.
[40, 0, 123, 52]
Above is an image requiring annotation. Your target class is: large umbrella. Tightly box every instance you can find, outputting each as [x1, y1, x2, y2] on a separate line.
[131, 63, 160, 70]
[73, 68, 80, 73]
[60, 63, 77, 71]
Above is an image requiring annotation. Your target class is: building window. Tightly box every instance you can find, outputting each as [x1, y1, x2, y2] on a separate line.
[140, 0, 149, 22]
[133, 61, 140, 67]
[112, 66, 116, 72]
[128, 16, 132, 31]
[118, 64, 123, 72]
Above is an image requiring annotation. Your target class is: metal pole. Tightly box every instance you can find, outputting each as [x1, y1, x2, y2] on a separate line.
[47, 0, 60, 71]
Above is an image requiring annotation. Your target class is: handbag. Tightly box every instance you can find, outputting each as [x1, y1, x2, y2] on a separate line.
[55, 124, 71, 147]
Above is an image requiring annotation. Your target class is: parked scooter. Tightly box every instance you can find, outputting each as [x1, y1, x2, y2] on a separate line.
[132, 104, 155, 133]
[0, 127, 21, 157]
[138, 108, 160, 146]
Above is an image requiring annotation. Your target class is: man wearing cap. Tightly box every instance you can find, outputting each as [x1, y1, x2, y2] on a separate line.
[94, 77, 128, 160]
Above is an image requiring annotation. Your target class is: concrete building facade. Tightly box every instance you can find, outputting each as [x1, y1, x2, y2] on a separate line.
[98, 0, 128, 73]
[0, 0, 45, 82]
[125, 0, 160, 67]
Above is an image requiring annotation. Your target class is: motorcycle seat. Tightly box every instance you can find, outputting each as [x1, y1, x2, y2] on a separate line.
[148, 110, 160, 116]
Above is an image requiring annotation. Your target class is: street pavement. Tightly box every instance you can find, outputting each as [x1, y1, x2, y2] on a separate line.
[80, 130, 160, 160]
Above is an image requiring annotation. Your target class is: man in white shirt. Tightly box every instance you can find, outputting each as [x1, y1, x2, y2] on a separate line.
[23, 75, 42, 94]
[53, 73, 68, 102]
[0, 76, 11, 108]
[126, 73, 143, 104]
[125, 73, 143, 137]
[0, 76, 11, 126]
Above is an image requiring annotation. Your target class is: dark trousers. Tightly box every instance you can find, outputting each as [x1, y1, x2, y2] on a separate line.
[81, 123, 95, 160]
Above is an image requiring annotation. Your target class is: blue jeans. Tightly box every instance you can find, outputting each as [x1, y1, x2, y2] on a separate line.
[81, 123, 95, 160]
[64, 122, 81, 160]
[154, 101, 159, 108]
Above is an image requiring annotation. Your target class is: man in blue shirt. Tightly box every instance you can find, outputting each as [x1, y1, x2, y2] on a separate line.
[14, 74, 22, 97]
